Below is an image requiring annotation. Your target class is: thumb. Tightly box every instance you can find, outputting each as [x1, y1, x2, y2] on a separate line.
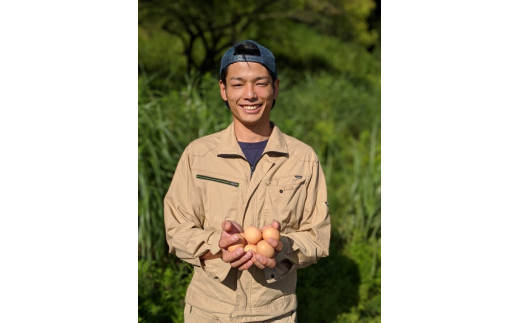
[221, 220, 231, 232]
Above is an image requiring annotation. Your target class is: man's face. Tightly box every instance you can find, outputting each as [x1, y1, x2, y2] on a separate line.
[219, 62, 279, 129]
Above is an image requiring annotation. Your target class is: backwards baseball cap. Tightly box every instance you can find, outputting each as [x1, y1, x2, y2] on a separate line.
[220, 40, 277, 80]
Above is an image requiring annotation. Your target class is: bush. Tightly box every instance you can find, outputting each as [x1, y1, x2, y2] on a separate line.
[138, 259, 193, 323]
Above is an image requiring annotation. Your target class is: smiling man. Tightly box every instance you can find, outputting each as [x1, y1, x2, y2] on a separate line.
[164, 40, 330, 322]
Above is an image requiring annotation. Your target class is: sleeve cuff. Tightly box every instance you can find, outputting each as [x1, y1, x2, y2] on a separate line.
[200, 230, 232, 282]
[201, 257, 232, 282]
[264, 236, 298, 283]
[277, 235, 298, 263]
[208, 230, 222, 255]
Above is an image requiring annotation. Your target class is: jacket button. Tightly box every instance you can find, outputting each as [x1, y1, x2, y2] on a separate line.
[279, 189, 283, 193]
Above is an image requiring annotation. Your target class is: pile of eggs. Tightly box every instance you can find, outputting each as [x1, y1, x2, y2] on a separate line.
[228, 226, 280, 258]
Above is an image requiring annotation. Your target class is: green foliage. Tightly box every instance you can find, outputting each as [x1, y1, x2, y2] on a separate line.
[138, 259, 193, 323]
[138, 73, 231, 260]
[138, 27, 185, 81]
[339, 237, 381, 322]
[138, 0, 379, 75]
[291, 106, 380, 323]
[296, 235, 380, 323]
[296, 232, 360, 322]
[264, 21, 380, 87]
[286, 0, 379, 47]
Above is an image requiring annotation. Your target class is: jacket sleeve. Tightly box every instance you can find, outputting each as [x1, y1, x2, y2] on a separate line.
[265, 158, 330, 283]
[164, 145, 232, 282]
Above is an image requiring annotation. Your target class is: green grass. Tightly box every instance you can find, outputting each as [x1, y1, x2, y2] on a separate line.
[138, 72, 231, 261]
[138, 259, 193, 322]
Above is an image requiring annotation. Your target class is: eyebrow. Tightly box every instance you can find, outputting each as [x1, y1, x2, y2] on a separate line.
[229, 76, 270, 82]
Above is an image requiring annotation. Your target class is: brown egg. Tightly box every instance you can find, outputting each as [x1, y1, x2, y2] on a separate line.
[227, 234, 245, 252]
[256, 240, 275, 258]
[244, 244, 257, 254]
[244, 226, 262, 245]
[262, 227, 280, 241]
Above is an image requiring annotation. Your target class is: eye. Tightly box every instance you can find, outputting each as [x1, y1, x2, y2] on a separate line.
[257, 82, 268, 87]
[231, 83, 243, 88]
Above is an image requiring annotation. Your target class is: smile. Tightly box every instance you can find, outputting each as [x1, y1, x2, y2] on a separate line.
[241, 105, 262, 110]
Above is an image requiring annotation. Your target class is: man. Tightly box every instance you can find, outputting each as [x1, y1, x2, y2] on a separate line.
[164, 40, 330, 322]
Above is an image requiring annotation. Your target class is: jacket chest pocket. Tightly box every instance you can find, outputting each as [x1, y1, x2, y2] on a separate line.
[196, 174, 241, 229]
[264, 177, 307, 231]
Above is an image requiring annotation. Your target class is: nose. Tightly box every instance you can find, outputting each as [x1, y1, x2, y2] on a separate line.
[244, 83, 257, 100]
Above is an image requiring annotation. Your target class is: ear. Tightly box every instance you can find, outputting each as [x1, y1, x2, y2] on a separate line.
[273, 79, 280, 99]
[219, 80, 228, 101]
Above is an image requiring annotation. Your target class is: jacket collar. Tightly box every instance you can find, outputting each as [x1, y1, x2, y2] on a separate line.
[217, 122, 289, 157]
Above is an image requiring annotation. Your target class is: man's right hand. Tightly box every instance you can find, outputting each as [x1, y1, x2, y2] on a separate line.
[219, 220, 255, 270]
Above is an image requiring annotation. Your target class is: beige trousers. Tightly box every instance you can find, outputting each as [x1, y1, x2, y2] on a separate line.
[184, 304, 297, 323]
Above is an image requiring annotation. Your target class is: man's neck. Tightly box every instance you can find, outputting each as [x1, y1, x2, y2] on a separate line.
[234, 121, 272, 143]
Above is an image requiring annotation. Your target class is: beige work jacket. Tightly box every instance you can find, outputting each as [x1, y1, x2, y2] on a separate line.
[164, 122, 330, 322]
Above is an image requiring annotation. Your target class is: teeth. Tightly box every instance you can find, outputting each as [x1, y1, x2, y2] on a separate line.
[243, 105, 260, 110]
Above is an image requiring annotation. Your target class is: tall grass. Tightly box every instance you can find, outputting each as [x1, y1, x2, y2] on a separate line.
[138, 72, 230, 261]
[138, 259, 193, 322]
[272, 72, 381, 322]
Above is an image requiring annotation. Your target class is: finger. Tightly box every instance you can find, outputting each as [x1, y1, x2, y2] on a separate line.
[229, 221, 244, 233]
[265, 238, 283, 252]
[271, 221, 281, 230]
[252, 254, 267, 270]
[219, 233, 240, 249]
[261, 222, 279, 231]
[274, 240, 283, 252]
[231, 251, 254, 268]
[254, 253, 277, 269]
[223, 221, 244, 235]
[221, 220, 232, 232]
[222, 247, 245, 263]
[265, 258, 277, 269]
[238, 260, 254, 271]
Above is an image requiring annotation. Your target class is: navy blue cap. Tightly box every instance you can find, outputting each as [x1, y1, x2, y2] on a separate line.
[220, 40, 277, 80]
